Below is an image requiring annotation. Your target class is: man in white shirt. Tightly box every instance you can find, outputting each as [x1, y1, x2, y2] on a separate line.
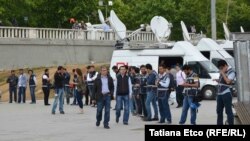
[175, 64, 186, 108]
[87, 65, 98, 107]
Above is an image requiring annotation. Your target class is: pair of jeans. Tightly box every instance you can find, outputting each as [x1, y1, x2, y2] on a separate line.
[145, 90, 158, 120]
[116, 95, 130, 124]
[158, 91, 171, 122]
[130, 95, 136, 114]
[135, 95, 142, 115]
[76, 90, 83, 109]
[52, 88, 64, 113]
[64, 86, 70, 104]
[9, 86, 17, 103]
[88, 85, 94, 105]
[18, 87, 26, 103]
[179, 95, 196, 125]
[96, 95, 111, 126]
[72, 88, 77, 104]
[139, 94, 147, 117]
[42, 87, 50, 105]
[29, 86, 36, 103]
[217, 92, 234, 125]
[176, 86, 184, 106]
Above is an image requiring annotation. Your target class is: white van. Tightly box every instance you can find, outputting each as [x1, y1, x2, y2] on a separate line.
[197, 38, 235, 69]
[110, 41, 219, 100]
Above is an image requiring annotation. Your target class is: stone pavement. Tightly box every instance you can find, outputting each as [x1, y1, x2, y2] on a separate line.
[0, 98, 230, 141]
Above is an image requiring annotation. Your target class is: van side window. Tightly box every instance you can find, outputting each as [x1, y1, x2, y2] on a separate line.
[188, 62, 211, 79]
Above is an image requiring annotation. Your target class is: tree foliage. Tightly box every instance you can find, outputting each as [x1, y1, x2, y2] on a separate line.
[0, 0, 249, 40]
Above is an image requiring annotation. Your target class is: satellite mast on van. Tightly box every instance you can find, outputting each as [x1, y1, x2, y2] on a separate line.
[223, 22, 230, 40]
[240, 26, 245, 33]
[180, 21, 191, 41]
[180, 21, 205, 45]
[149, 16, 174, 48]
[109, 10, 144, 49]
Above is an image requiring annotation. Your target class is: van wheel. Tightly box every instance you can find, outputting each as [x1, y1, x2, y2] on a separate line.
[202, 86, 216, 100]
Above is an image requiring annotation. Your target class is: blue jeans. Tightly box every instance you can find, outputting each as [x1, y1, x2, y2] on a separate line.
[64, 86, 70, 104]
[18, 87, 26, 103]
[179, 95, 196, 125]
[158, 91, 171, 122]
[72, 88, 77, 104]
[76, 90, 83, 109]
[29, 86, 36, 103]
[130, 95, 136, 113]
[52, 88, 64, 113]
[96, 95, 111, 126]
[88, 85, 94, 99]
[217, 92, 234, 125]
[9, 86, 17, 103]
[116, 95, 130, 124]
[146, 90, 158, 120]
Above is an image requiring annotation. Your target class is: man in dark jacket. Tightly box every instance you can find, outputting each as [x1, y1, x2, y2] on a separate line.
[93, 66, 114, 129]
[7, 70, 18, 103]
[52, 66, 65, 115]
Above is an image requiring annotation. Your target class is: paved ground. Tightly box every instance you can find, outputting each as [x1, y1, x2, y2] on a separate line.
[0, 98, 235, 141]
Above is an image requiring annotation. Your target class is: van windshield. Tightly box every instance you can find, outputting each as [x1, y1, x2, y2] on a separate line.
[200, 61, 219, 73]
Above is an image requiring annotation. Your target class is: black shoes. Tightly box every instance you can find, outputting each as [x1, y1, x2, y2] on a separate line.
[45, 104, 51, 106]
[60, 111, 65, 114]
[116, 117, 119, 123]
[151, 117, 159, 121]
[123, 123, 128, 125]
[52, 111, 55, 115]
[96, 121, 100, 127]
[104, 125, 110, 129]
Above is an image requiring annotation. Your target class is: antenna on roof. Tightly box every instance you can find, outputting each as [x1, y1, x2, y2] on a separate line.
[223, 22, 230, 40]
[240, 26, 245, 33]
[180, 21, 191, 41]
[98, 9, 106, 25]
[150, 16, 172, 43]
[109, 10, 144, 49]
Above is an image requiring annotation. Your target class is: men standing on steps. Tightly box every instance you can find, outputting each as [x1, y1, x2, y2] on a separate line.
[93, 66, 114, 129]
[42, 69, 51, 106]
[114, 66, 132, 125]
[52, 66, 65, 115]
[175, 64, 186, 108]
[179, 65, 200, 125]
[87, 65, 98, 107]
[18, 69, 27, 104]
[28, 69, 37, 104]
[7, 70, 18, 103]
[144, 64, 159, 121]
[156, 64, 171, 124]
[215, 60, 236, 125]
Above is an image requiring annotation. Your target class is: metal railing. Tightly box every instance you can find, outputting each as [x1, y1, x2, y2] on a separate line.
[0, 26, 156, 41]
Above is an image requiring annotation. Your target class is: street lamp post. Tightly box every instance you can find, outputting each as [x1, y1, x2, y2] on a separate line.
[99, 0, 113, 19]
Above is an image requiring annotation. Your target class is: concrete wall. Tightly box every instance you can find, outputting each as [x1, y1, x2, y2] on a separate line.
[0, 38, 115, 70]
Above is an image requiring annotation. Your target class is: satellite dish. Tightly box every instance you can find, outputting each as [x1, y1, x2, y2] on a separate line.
[180, 21, 191, 41]
[150, 16, 171, 42]
[223, 23, 230, 40]
[240, 26, 245, 33]
[109, 10, 126, 40]
[98, 9, 106, 25]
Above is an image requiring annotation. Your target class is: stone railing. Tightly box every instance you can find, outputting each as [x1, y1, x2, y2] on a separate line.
[0, 26, 156, 41]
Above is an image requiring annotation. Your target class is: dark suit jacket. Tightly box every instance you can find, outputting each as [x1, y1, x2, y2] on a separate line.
[93, 74, 114, 101]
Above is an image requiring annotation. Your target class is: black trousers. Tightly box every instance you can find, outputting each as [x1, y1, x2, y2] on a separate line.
[85, 85, 90, 105]
[42, 87, 50, 105]
[9, 86, 17, 103]
[176, 86, 184, 106]
[139, 94, 147, 117]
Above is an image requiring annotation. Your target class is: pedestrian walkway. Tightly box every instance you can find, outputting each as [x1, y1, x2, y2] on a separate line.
[0, 99, 228, 141]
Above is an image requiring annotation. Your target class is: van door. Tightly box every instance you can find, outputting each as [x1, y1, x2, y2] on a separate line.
[131, 56, 159, 71]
